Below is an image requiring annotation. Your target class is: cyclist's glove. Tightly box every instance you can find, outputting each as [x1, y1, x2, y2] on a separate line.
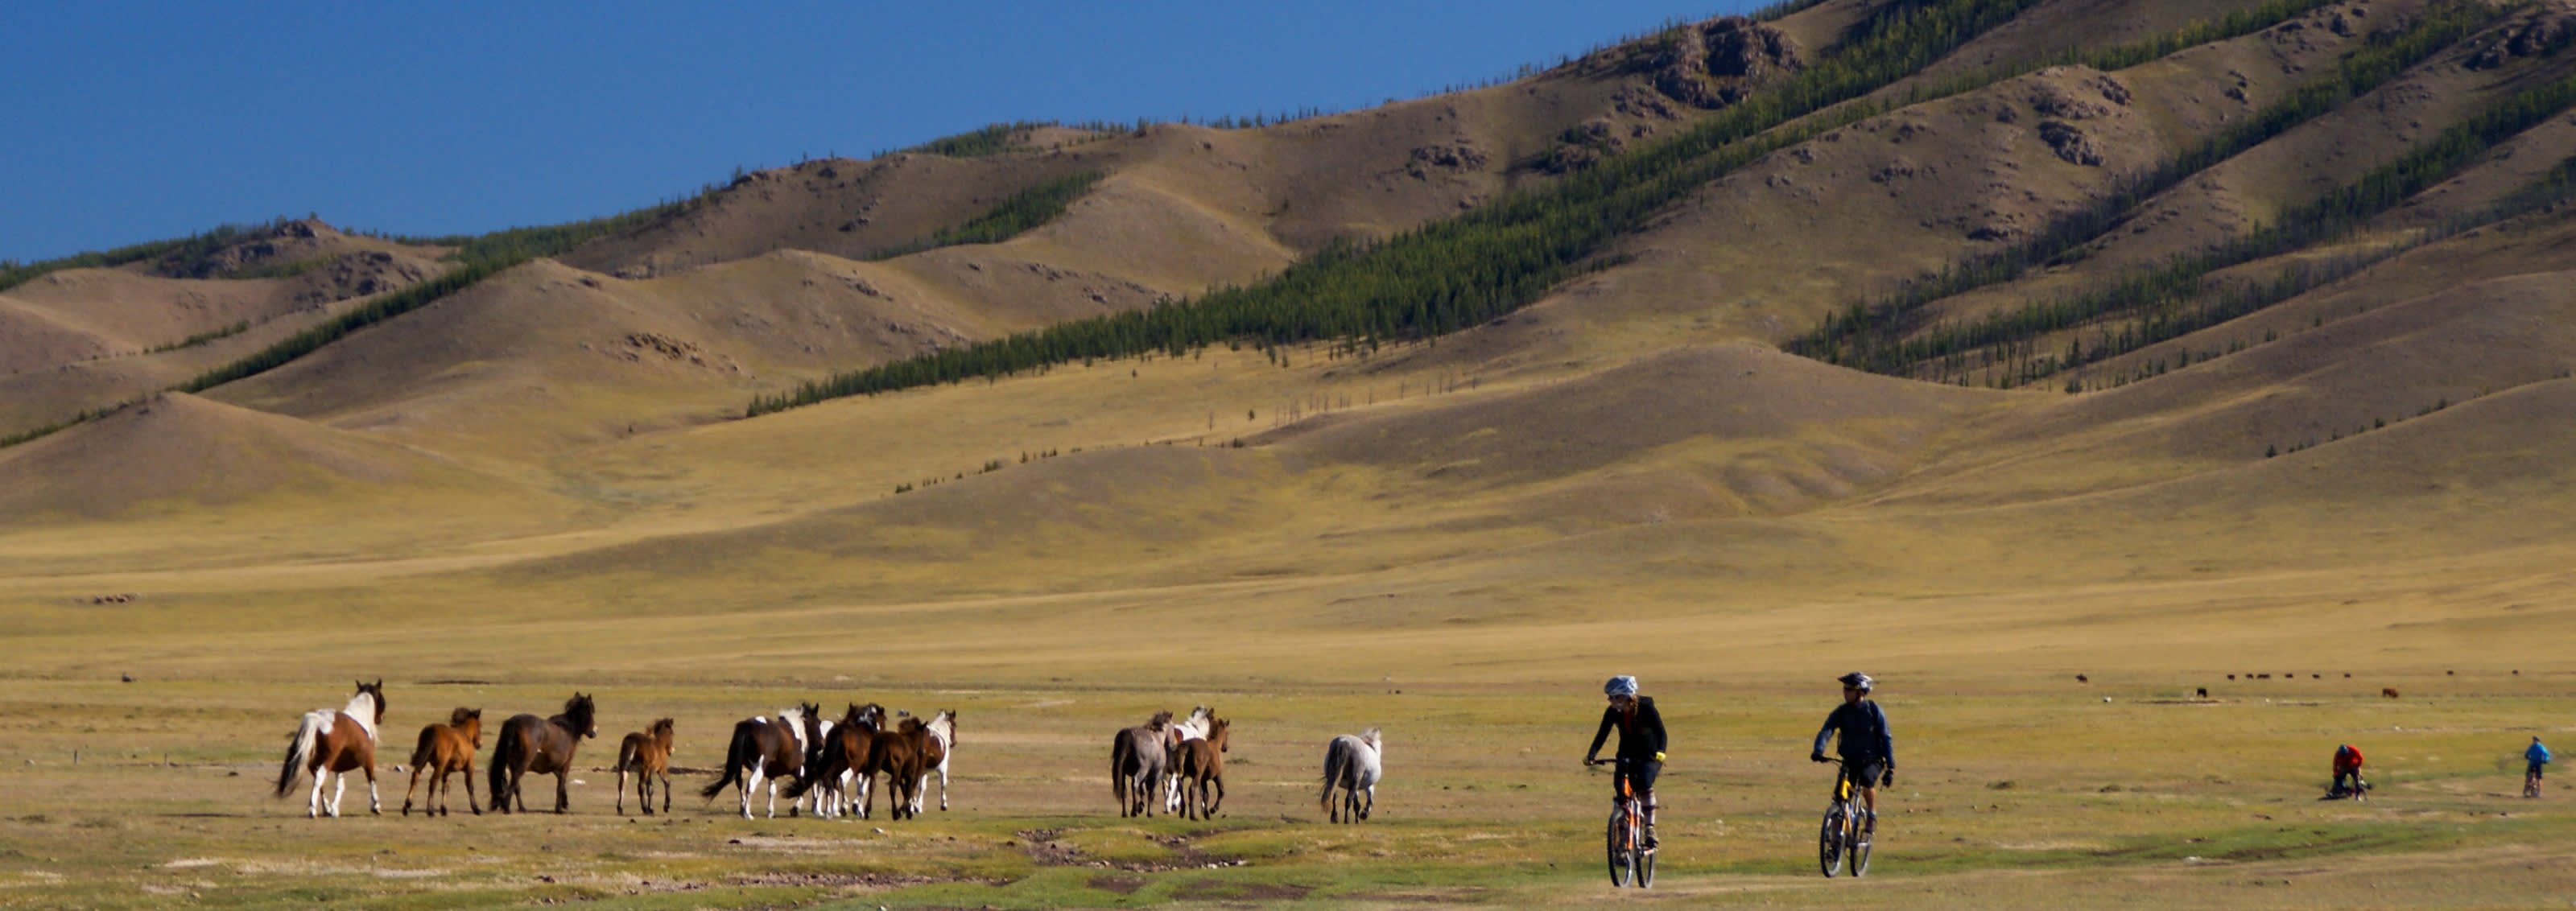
[1653, 752, 1666, 762]
[1881, 769, 1895, 787]
[1810, 752, 1827, 764]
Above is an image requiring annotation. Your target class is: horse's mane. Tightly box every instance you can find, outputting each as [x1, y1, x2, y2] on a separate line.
[898, 716, 926, 734]
[1147, 710, 1174, 729]
[448, 707, 479, 726]
[649, 717, 675, 736]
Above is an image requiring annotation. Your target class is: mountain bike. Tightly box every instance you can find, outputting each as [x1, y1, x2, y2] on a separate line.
[1592, 758, 1654, 888]
[1818, 759, 1872, 878]
[2524, 766, 2543, 799]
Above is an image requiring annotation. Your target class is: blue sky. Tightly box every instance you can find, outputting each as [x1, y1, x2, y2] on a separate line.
[3, 2, 1762, 263]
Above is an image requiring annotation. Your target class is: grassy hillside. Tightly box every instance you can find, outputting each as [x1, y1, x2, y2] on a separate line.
[6, 3, 2576, 906]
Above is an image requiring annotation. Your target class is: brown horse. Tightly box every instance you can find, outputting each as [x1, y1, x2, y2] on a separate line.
[700, 703, 819, 818]
[613, 718, 676, 815]
[862, 716, 935, 821]
[400, 707, 481, 817]
[1174, 717, 1230, 819]
[781, 703, 883, 818]
[1110, 711, 1179, 818]
[274, 680, 386, 818]
[487, 693, 598, 814]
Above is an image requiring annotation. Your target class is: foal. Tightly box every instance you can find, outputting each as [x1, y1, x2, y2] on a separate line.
[488, 693, 598, 814]
[1175, 717, 1230, 819]
[400, 707, 481, 816]
[613, 718, 676, 815]
[274, 680, 387, 818]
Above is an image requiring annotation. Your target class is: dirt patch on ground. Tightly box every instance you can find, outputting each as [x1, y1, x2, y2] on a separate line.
[721, 871, 957, 889]
[1171, 879, 1315, 901]
[1016, 827, 1249, 872]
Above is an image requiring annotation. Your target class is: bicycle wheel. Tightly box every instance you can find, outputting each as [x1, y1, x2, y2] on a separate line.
[1818, 803, 1845, 877]
[1607, 805, 1633, 887]
[1848, 810, 1872, 877]
[1637, 834, 1656, 888]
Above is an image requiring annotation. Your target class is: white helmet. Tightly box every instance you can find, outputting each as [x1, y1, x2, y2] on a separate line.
[1604, 675, 1639, 697]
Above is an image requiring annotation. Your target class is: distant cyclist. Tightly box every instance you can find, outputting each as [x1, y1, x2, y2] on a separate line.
[2528, 736, 2553, 798]
[1583, 675, 1666, 849]
[2331, 744, 2367, 798]
[1810, 672, 1893, 831]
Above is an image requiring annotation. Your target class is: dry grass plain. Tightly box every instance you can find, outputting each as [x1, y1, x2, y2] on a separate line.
[5, 336, 2574, 909]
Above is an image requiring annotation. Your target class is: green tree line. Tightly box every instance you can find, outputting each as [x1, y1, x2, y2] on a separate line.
[867, 171, 1105, 260]
[750, 0, 2343, 415]
[1798, 19, 2576, 384]
[1786, 0, 2495, 371]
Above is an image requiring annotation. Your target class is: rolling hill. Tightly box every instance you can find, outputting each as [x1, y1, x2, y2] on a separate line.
[4, 0, 2575, 686]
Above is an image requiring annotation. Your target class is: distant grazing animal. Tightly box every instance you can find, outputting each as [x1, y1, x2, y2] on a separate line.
[1320, 727, 1383, 823]
[1174, 717, 1230, 819]
[488, 693, 599, 814]
[1110, 711, 1179, 818]
[781, 703, 882, 818]
[2257, 674, 2272, 679]
[1165, 706, 1214, 813]
[2194, 687, 2209, 699]
[274, 680, 387, 818]
[2075, 674, 2088, 683]
[911, 709, 956, 815]
[2382, 688, 2401, 699]
[613, 718, 677, 815]
[2228, 674, 2236, 680]
[701, 703, 818, 818]
[400, 707, 482, 817]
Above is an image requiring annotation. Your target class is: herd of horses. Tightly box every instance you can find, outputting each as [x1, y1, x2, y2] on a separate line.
[273, 682, 1385, 824]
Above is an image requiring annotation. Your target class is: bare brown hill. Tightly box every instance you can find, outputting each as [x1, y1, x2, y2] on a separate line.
[0, 391, 563, 525]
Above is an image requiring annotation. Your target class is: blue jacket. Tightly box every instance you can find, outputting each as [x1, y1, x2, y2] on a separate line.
[1814, 699, 1893, 764]
[2532, 741, 2553, 765]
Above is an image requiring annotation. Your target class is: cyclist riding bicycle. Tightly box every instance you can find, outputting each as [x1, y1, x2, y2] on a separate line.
[2528, 736, 2552, 798]
[1810, 672, 1893, 831]
[1583, 675, 1666, 850]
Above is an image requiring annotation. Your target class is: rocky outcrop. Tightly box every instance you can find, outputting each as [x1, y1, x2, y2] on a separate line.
[1648, 16, 1803, 110]
[2038, 121, 2106, 167]
[2467, 12, 2576, 69]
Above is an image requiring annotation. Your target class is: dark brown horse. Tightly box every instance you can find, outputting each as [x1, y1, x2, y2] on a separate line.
[1174, 717, 1230, 819]
[780, 703, 883, 818]
[274, 680, 386, 818]
[1109, 711, 1179, 818]
[862, 716, 935, 821]
[701, 703, 819, 818]
[613, 718, 676, 815]
[487, 693, 598, 814]
[400, 707, 481, 817]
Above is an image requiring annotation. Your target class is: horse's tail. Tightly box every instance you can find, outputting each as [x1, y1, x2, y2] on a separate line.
[1319, 740, 1347, 813]
[487, 725, 519, 804]
[1110, 732, 1133, 804]
[700, 723, 749, 799]
[407, 724, 440, 769]
[274, 712, 322, 798]
[613, 735, 639, 773]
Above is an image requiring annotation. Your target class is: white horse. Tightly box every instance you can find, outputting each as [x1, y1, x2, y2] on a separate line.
[1165, 706, 1213, 813]
[1321, 728, 1383, 823]
[911, 709, 957, 814]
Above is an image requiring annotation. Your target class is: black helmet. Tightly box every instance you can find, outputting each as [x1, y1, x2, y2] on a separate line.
[1837, 672, 1874, 691]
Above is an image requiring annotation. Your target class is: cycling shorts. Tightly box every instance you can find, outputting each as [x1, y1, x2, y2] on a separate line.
[1616, 759, 1662, 799]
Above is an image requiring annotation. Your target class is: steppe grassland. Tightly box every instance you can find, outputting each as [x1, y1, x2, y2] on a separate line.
[0, 673, 2568, 910]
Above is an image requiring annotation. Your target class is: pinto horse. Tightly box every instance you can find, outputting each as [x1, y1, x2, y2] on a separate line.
[1110, 711, 1178, 818]
[701, 703, 818, 818]
[910, 709, 956, 815]
[1175, 717, 1230, 819]
[613, 718, 676, 815]
[1320, 727, 1382, 823]
[274, 680, 386, 818]
[400, 707, 481, 817]
[487, 693, 598, 814]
